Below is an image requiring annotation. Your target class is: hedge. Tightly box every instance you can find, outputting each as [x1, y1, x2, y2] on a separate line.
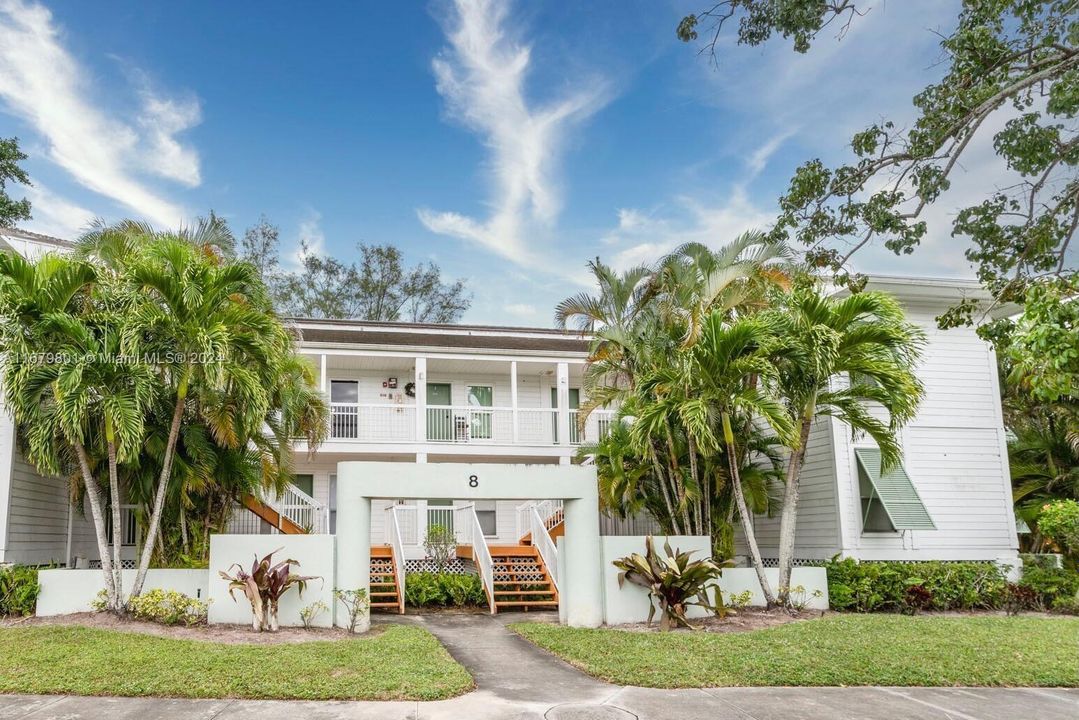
[0, 565, 40, 617]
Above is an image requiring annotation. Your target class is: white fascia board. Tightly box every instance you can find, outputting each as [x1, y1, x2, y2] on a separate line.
[294, 343, 588, 363]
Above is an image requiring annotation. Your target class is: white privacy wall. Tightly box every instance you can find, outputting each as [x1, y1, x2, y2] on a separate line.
[208, 534, 335, 627]
[835, 302, 1019, 561]
[598, 536, 829, 626]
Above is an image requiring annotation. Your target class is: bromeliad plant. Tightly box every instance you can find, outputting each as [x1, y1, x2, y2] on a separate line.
[613, 536, 723, 631]
[220, 548, 320, 632]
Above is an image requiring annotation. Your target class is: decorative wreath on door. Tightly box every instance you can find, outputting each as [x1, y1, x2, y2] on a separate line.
[404, 382, 416, 398]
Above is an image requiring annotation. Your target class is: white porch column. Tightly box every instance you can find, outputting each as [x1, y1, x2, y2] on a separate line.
[319, 353, 327, 395]
[563, 491, 603, 627]
[414, 357, 427, 443]
[556, 361, 570, 446]
[510, 361, 519, 444]
[334, 481, 371, 633]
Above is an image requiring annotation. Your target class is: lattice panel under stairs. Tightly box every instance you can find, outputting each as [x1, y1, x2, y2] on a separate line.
[403, 558, 468, 574]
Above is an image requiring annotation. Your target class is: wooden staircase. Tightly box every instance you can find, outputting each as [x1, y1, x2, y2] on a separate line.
[370, 545, 404, 613]
[488, 544, 558, 612]
[518, 504, 564, 545]
[240, 495, 306, 534]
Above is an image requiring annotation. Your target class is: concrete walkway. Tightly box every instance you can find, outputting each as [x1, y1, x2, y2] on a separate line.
[2, 613, 1077, 719]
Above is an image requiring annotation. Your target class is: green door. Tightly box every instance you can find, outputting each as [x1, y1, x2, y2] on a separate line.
[427, 383, 452, 441]
[468, 385, 493, 439]
[550, 388, 580, 443]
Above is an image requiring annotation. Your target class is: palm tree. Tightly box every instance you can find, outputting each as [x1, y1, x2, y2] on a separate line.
[685, 311, 796, 604]
[75, 220, 326, 599]
[768, 283, 925, 606]
[0, 252, 155, 611]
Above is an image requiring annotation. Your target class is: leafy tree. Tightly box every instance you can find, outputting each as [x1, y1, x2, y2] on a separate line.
[679, 1, 1078, 323]
[0, 137, 31, 228]
[767, 281, 924, 606]
[240, 217, 471, 322]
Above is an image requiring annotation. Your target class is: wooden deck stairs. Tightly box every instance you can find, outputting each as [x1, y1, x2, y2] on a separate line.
[240, 495, 306, 534]
[370, 545, 404, 613]
[488, 544, 558, 613]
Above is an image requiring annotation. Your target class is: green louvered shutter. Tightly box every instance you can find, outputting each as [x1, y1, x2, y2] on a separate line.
[854, 447, 935, 531]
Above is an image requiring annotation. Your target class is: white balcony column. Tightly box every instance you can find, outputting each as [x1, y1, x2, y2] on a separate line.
[319, 353, 327, 395]
[414, 357, 427, 443]
[556, 362, 570, 446]
[510, 361, 519, 444]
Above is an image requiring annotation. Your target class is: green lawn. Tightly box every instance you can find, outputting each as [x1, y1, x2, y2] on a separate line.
[0, 625, 473, 700]
[512, 615, 1079, 688]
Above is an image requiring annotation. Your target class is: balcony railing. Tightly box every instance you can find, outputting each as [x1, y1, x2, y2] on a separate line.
[326, 403, 614, 447]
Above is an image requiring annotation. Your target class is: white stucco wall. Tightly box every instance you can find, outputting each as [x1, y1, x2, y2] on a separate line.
[36, 568, 207, 616]
[600, 536, 829, 626]
[208, 534, 335, 628]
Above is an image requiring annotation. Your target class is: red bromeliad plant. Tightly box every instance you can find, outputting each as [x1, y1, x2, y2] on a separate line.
[220, 548, 320, 632]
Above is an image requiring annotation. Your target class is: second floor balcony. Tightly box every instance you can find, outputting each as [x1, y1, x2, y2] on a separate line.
[297, 347, 614, 452]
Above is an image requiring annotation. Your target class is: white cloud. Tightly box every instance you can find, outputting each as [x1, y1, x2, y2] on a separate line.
[0, 0, 198, 227]
[289, 208, 325, 268]
[19, 181, 94, 238]
[603, 188, 775, 271]
[746, 128, 797, 178]
[417, 0, 609, 271]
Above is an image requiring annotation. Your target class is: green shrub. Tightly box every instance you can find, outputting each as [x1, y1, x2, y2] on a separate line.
[0, 565, 40, 617]
[824, 558, 1006, 612]
[1018, 564, 1079, 610]
[1037, 500, 1079, 556]
[403, 572, 486, 608]
[127, 589, 208, 626]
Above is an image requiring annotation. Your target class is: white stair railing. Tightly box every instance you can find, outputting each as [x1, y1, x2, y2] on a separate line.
[515, 499, 564, 540]
[529, 505, 559, 589]
[455, 504, 495, 613]
[259, 483, 327, 533]
[385, 505, 410, 609]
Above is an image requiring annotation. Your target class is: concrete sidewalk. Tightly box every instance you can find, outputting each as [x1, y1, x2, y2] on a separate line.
[3, 687, 1077, 720]
[2, 613, 1077, 719]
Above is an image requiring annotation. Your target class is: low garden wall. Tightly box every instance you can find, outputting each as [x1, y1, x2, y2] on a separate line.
[36, 568, 207, 616]
[593, 535, 829, 626]
[36, 535, 336, 627]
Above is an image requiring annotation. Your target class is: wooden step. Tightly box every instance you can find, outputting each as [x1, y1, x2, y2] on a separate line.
[494, 590, 554, 596]
[371, 602, 401, 608]
[496, 600, 558, 607]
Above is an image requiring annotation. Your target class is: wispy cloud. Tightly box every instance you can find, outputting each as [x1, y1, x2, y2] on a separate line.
[602, 189, 775, 271]
[289, 207, 325, 268]
[20, 181, 94, 238]
[0, 0, 199, 227]
[417, 0, 609, 270]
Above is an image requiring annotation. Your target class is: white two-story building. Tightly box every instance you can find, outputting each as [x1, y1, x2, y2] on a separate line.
[1, 228, 1020, 612]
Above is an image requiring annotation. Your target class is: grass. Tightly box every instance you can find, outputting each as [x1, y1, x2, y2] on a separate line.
[512, 614, 1079, 688]
[0, 624, 473, 700]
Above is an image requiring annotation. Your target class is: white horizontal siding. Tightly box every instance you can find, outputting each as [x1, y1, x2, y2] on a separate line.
[4, 452, 73, 565]
[738, 416, 841, 560]
[836, 300, 1018, 561]
[323, 369, 560, 410]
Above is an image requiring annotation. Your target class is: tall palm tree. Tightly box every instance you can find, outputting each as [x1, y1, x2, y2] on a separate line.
[685, 311, 796, 604]
[75, 220, 326, 599]
[0, 252, 154, 611]
[768, 283, 925, 606]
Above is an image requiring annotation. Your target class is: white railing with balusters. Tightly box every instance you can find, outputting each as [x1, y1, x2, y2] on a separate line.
[385, 505, 410, 609]
[454, 504, 495, 613]
[274, 483, 327, 533]
[331, 403, 416, 441]
[515, 499, 564, 542]
[529, 504, 559, 589]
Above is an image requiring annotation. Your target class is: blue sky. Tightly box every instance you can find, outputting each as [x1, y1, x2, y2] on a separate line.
[0, 0, 990, 325]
